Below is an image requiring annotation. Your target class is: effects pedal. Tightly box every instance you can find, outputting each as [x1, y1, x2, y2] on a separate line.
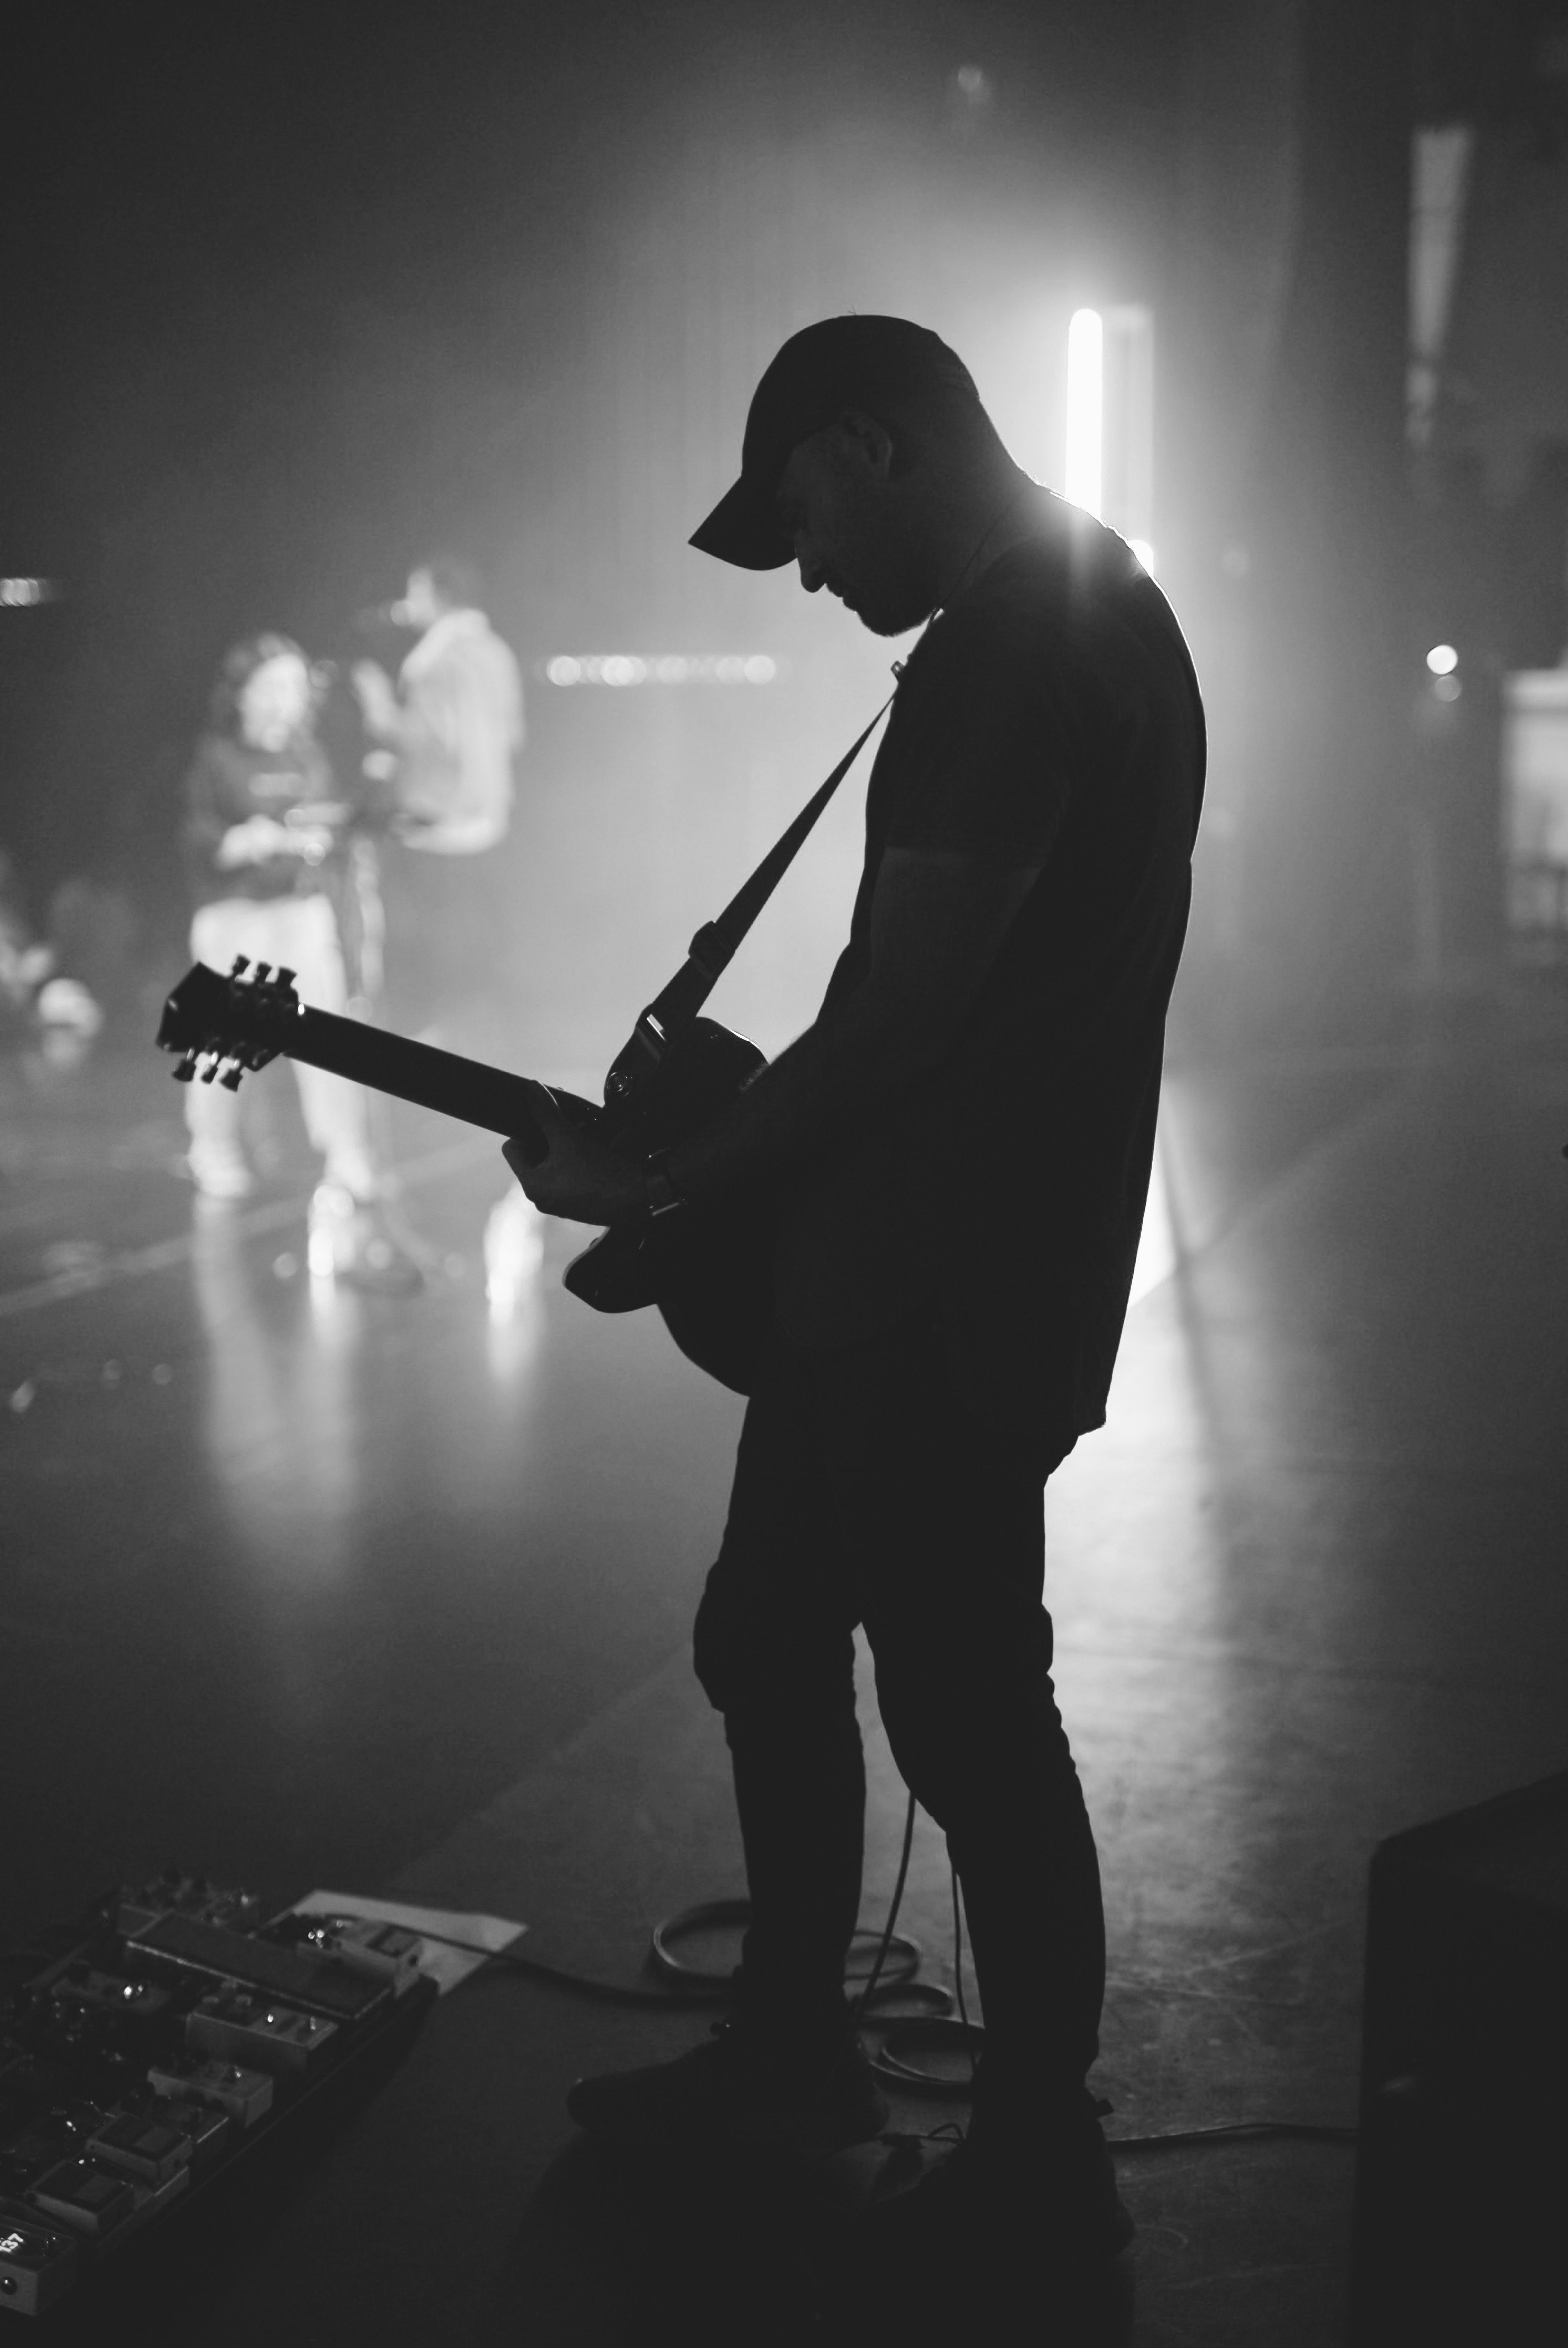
[50, 1968, 170, 2030]
[279, 1914, 424, 1996]
[141, 2094, 229, 2170]
[126, 1912, 388, 2022]
[85, 2111, 192, 2187]
[1, 1870, 435, 2321]
[0, 2207, 79, 2320]
[143, 2053, 274, 2128]
[25, 2159, 137, 2242]
[185, 1991, 336, 2077]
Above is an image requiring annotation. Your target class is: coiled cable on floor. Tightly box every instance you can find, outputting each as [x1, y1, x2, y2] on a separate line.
[648, 1892, 939, 2015]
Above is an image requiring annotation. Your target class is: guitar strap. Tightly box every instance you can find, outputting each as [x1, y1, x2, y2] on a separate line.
[604, 689, 896, 1100]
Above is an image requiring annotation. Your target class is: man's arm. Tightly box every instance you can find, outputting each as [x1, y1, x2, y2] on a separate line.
[507, 847, 1040, 1223]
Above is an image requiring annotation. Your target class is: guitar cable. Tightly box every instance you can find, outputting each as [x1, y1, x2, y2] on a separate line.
[388, 1785, 1357, 2153]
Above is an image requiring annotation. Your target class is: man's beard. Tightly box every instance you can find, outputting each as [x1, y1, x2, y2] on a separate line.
[841, 548, 941, 637]
[853, 588, 938, 638]
[827, 494, 941, 637]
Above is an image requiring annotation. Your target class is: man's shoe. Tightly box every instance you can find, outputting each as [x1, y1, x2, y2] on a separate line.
[565, 2015, 889, 2152]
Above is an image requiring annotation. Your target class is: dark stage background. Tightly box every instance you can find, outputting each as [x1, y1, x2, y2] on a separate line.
[2, 0, 1424, 1077]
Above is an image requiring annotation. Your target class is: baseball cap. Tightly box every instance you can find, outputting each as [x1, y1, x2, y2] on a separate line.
[689, 315, 979, 571]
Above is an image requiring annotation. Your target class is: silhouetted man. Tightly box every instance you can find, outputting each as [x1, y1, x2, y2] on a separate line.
[506, 315, 1205, 2320]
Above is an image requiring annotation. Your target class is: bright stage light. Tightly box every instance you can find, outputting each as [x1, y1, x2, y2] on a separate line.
[542, 654, 778, 686]
[1426, 643, 1458, 675]
[1065, 309, 1104, 519]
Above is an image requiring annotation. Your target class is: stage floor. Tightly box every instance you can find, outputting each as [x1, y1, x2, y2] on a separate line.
[4, 985, 1567, 2344]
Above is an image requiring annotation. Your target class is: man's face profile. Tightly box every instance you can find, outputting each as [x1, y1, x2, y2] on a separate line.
[402, 568, 443, 631]
[773, 411, 941, 639]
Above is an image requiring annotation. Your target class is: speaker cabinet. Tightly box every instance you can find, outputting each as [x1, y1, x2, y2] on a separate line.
[1349, 1771, 1568, 2344]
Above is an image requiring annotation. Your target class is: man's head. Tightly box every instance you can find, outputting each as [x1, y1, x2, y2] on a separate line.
[402, 553, 486, 632]
[690, 316, 1015, 636]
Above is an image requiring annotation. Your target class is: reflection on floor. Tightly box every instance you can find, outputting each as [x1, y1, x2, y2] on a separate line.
[4, 985, 1568, 2344]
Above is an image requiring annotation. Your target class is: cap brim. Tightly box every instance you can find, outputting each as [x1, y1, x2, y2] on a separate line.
[689, 474, 793, 571]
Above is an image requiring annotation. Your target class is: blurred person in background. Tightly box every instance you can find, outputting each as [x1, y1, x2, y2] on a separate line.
[350, 554, 524, 1054]
[0, 847, 105, 1063]
[0, 847, 53, 1022]
[181, 632, 419, 1289]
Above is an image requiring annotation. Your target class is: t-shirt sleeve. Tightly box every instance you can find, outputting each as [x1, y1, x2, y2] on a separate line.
[180, 738, 232, 888]
[880, 601, 1081, 865]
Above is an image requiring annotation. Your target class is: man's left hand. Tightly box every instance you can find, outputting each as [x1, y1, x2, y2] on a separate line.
[503, 1084, 647, 1226]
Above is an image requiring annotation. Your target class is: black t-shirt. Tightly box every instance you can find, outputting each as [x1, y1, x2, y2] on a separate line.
[772, 493, 1205, 1462]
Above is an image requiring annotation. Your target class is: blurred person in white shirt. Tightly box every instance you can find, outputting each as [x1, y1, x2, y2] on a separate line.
[352, 555, 524, 1051]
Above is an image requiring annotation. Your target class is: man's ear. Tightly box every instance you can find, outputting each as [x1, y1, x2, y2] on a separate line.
[835, 408, 899, 481]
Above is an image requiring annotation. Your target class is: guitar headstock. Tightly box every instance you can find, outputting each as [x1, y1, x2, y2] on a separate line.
[156, 958, 301, 1092]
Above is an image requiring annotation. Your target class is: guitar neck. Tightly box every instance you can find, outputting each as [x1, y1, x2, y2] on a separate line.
[281, 1004, 546, 1149]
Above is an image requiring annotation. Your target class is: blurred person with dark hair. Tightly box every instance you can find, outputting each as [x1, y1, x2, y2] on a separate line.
[505, 317, 1204, 2328]
[181, 632, 417, 1288]
[351, 554, 524, 1051]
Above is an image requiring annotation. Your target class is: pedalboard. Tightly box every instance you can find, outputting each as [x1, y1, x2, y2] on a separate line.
[0, 1871, 435, 2324]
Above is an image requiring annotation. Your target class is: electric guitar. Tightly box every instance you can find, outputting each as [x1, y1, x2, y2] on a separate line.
[156, 957, 776, 1393]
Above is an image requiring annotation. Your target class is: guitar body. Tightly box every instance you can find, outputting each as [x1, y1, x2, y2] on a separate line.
[561, 1018, 775, 1394]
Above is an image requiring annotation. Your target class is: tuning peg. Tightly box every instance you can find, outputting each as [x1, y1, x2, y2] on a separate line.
[252, 963, 271, 982]
[219, 1063, 244, 1092]
[275, 966, 296, 988]
[172, 1052, 198, 1084]
[199, 1058, 220, 1084]
[230, 956, 250, 977]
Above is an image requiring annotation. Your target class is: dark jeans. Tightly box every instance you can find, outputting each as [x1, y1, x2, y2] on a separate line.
[693, 1324, 1105, 2114]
